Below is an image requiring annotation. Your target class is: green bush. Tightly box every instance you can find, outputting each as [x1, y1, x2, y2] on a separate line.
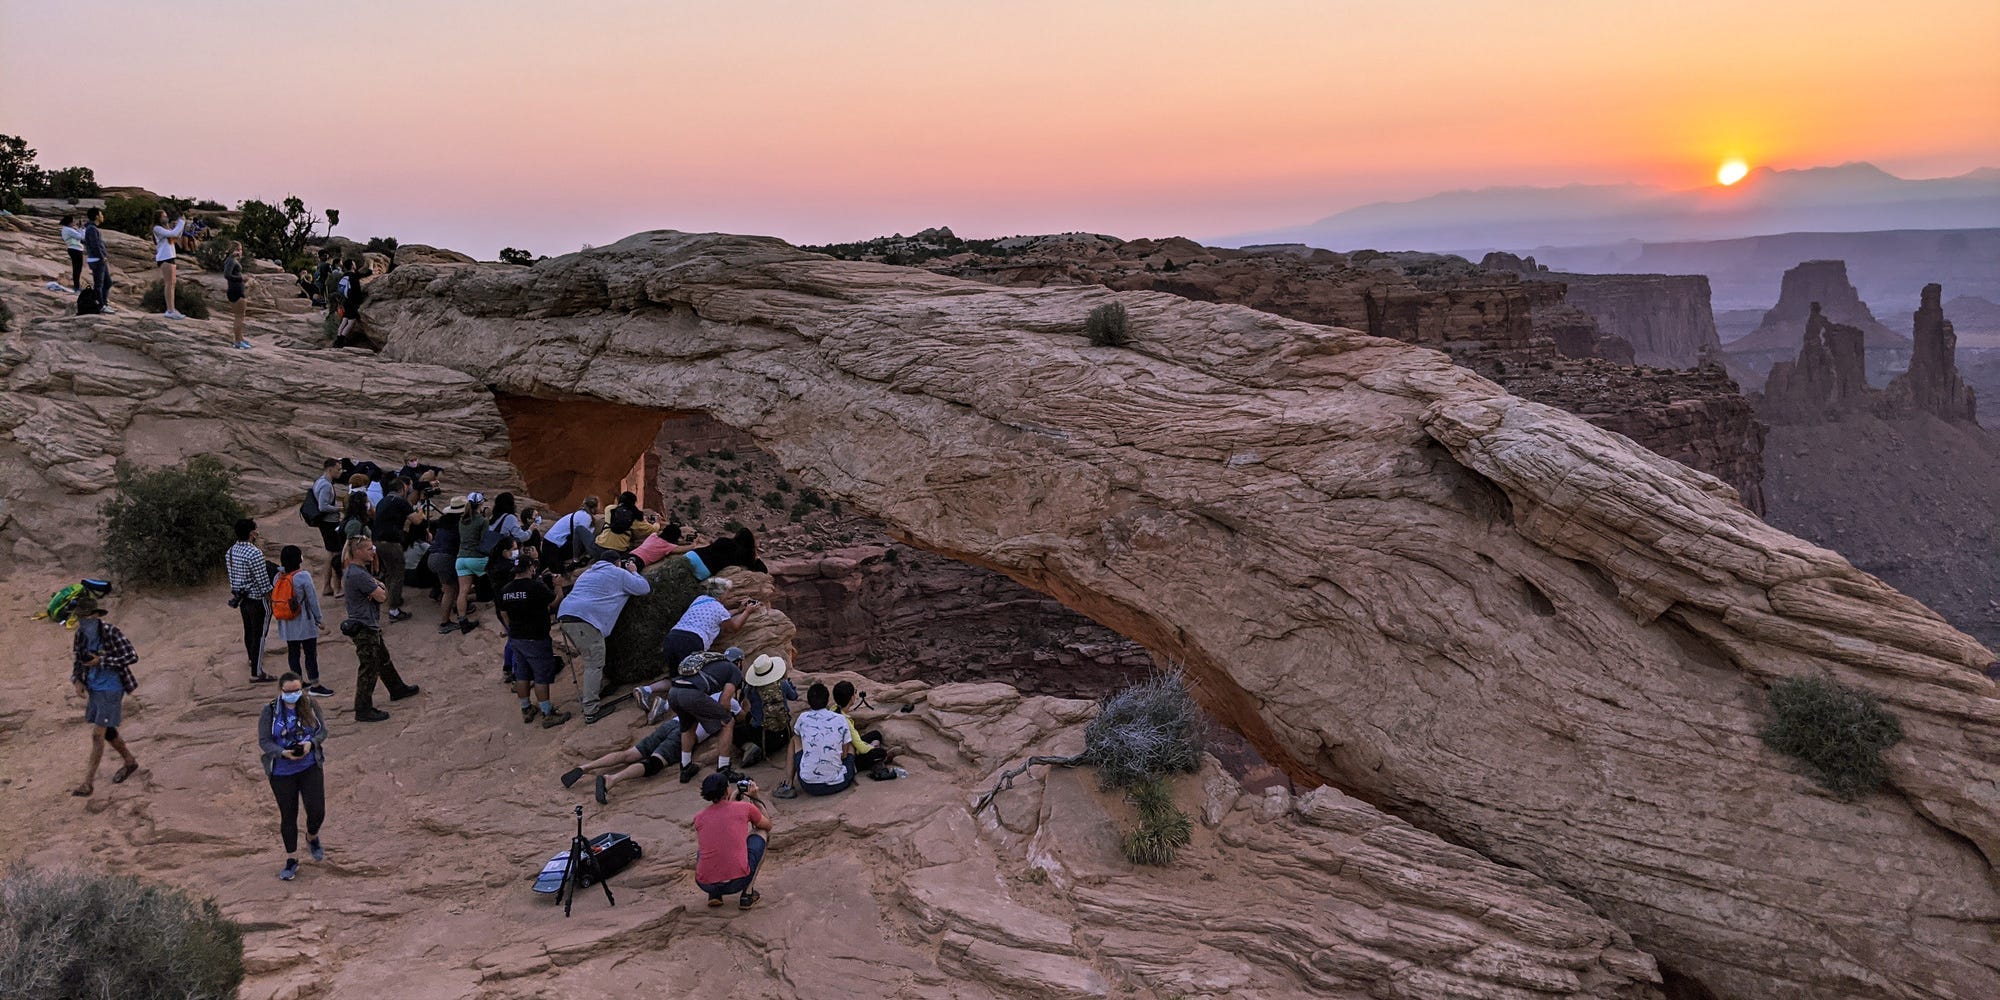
[100, 456, 246, 587]
[140, 279, 210, 319]
[1085, 301, 1132, 347]
[1762, 675, 1902, 799]
[1118, 778, 1193, 866]
[235, 196, 319, 264]
[0, 866, 244, 1000]
[34, 165, 99, 200]
[601, 556, 709, 686]
[101, 194, 160, 237]
[191, 231, 235, 272]
[193, 199, 225, 212]
[1084, 673, 1206, 790]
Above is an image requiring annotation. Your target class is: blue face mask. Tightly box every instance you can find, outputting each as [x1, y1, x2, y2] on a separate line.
[280, 690, 304, 705]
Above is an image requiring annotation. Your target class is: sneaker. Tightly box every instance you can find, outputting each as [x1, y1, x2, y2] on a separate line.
[542, 709, 573, 728]
[773, 782, 798, 799]
[457, 618, 480, 634]
[437, 621, 458, 634]
[522, 704, 539, 724]
[679, 762, 701, 784]
[279, 858, 298, 881]
[594, 775, 609, 805]
[308, 839, 325, 862]
[307, 684, 335, 697]
[234, 340, 251, 350]
[561, 767, 585, 789]
[634, 686, 658, 716]
[584, 705, 617, 725]
[355, 707, 390, 722]
[249, 672, 277, 684]
[163, 310, 185, 320]
[738, 888, 761, 909]
[100, 306, 118, 315]
[716, 766, 746, 785]
[390, 684, 421, 702]
[386, 609, 410, 622]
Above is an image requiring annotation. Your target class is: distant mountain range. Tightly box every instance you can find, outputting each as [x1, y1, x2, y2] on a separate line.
[1223, 163, 2000, 253]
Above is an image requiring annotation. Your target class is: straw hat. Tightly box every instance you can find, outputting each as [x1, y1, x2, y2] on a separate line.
[443, 496, 468, 514]
[745, 654, 788, 686]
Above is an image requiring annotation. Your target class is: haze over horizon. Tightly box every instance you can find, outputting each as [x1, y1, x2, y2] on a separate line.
[4, 0, 1997, 257]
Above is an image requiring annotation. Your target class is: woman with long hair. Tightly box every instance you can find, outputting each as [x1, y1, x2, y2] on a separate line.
[273, 546, 333, 697]
[151, 208, 189, 319]
[258, 672, 329, 881]
[223, 241, 250, 349]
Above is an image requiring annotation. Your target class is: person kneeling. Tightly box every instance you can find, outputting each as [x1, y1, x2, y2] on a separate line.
[785, 682, 856, 798]
[693, 773, 772, 909]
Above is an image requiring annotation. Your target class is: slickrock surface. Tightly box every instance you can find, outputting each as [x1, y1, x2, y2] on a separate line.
[367, 232, 2000, 1000]
[0, 574, 1663, 1000]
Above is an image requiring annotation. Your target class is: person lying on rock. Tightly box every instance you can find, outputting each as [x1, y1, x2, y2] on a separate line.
[660, 592, 757, 673]
[629, 521, 698, 569]
[832, 680, 898, 780]
[560, 689, 743, 804]
[693, 773, 773, 909]
[69, 593, 141, 797]
[783, 683, 856, 798]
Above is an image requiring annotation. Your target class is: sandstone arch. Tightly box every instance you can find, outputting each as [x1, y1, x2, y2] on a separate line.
[362, 232, 2000, 1000]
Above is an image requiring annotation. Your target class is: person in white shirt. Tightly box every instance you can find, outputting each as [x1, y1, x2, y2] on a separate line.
[59, 213, 86, 292]
[788, 683, 857, 797]
[540, 496, 600, 568]
[151, 208, 189, 319]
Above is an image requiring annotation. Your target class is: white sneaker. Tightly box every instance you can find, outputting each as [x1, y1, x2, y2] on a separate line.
[163, 310, 185, 320]
[100, 306, 118, 315]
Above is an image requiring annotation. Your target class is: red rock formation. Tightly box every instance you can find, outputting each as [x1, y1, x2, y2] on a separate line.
[1760, 302, 1871, 422]
[1546, 273, 1722, 368]
[1729, 259, 1908, 353]
[1883, 283, 1977, 422]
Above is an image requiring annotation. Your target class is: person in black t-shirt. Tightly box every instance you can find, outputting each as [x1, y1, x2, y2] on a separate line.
[497, 556, 569, 727]
[370, 478, 420, 621]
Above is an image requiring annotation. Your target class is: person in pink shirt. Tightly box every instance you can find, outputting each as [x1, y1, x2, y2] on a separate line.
[629, 522, 698, 568]
[692, 773, 773, 908]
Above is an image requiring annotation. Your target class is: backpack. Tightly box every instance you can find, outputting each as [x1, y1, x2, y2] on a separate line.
[76, 286, 100, 316]
[671, 651, 732, 695]
[271, 571, 301, 621]
[477, 514, 509, 555]
[607, 505, 638, 536]
[32, 578, 111, 629]
[299, 484, 325, 525]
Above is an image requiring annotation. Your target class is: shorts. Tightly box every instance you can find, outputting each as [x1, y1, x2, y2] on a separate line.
[427, 550, 458, 580]
[227, 286, 244, 303]
[454, 556, 488, 578]
[84, 687, 125, 729]
[668, 684, 731, 732]
[317, 522, 343, 553]
[662, 628, 704, 669]
[506, 638, 560, 685]
[635, 719, 681, 760]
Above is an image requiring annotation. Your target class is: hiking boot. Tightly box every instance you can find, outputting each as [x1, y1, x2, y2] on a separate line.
[542, 709, 574, 728]
[355, 707, 390, 722]
[739, 744, 766, 768]
[522, 704, 539, 724]
[457, 618, 480, 634]
[437, 621, 458, 634]
[390, 685, 421, 701]
[386, 609, 410, 622]
[679, 762, 701, 784]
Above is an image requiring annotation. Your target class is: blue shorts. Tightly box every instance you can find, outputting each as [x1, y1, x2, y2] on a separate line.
[454, 556, 489, 578]
[507, 638, 560, 685]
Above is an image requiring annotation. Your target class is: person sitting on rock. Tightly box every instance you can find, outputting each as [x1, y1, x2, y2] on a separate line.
[594, 494, 661, 554]
[560, 687, 743, 804]
[832, 680, 896, 779]
[69, 593, 142, 797]
[783, 682, 856, 798]
[734, 654, 796, 768]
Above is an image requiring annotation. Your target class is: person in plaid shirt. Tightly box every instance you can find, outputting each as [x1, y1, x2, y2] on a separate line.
[69, 594, 141, 797]
[226, 518, 278, 683]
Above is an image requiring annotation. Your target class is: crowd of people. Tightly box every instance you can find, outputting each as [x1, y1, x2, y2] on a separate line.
[54, 209, 368, 351]
[70, 454, 904, 906]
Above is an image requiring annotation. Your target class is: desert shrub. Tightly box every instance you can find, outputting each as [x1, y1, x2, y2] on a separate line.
[100, 456, 246, 587]
[1083, 673, 1206, 790]
[191, 231, 236, 272]
[1118, 778, 1194, 866]
[34, 165, 99, 200]
[101, 194, 161, 237]
[235, 196, 320, 264]
[0, 295, 11, 332]
[762, 490, 785, 510]
[601, 557, 708, 686]
[140, 279, 210, 318]
[0, 866, 244, 1000]
[1085, 301, 1132, 347]
[1762, 675, 1902, 799]
[193, 198, 225, 212]
[498, 247, 537, 265]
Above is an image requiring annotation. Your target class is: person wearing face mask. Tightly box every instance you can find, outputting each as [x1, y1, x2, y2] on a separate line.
[259, 672, 330, 882]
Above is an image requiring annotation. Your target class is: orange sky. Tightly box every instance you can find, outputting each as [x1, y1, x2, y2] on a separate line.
[4, 0, 1996, 256]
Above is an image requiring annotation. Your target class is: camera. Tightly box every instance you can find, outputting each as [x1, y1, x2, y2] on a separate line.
[734, 779, 751, 800]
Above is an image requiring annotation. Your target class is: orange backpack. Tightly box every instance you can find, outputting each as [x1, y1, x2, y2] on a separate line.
[271, 571, 300, 621]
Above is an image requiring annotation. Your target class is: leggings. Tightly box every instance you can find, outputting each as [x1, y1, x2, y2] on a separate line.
[67, 248, 84, 289]
[287, 638, 320, 682]
[268, 763, 326, 854]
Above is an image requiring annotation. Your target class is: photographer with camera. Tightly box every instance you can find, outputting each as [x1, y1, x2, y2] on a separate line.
[371, 477, 422, 622]
[225, 518, 279, 683]
[555, 550, 650, 724]
[693, 773, 773, 909]
[498, 552, 571, 728]
[258, 672, 329, 882]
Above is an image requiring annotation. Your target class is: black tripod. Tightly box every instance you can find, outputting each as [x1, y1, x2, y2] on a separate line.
[559, 805, 616, 917]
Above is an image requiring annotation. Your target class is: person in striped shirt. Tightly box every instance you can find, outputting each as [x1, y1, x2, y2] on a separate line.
[226, 518, 278, 683]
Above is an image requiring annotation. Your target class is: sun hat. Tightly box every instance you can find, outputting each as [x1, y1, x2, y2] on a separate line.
[745, 654, 788, 686]
[443, 496, 468, 514]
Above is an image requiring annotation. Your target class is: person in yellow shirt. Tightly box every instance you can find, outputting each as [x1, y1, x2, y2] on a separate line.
[830, 681, 894, 777]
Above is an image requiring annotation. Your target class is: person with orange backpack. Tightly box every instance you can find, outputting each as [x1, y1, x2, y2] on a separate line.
[273, 546, 333, 697]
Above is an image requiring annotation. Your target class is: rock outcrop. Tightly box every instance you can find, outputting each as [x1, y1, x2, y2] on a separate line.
[1758, 302, 1872, 422]
[1729, 259, 1909, 353]
[1883, 283, 1977, 422]
[367, 232, 2000, 1000]
[1540, 272, 1722, 368]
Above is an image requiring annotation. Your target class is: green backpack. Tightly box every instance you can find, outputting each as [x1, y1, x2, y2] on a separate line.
[32, 579, 111, 629]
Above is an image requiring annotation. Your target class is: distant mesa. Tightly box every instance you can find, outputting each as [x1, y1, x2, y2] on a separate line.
[1727, 259, 1908, 352]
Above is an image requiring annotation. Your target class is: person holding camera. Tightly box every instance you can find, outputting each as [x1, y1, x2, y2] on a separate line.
[498, 554, 570, 727]
[258, 672, 329, 882]
[693, 773, 772, 909]
[343, 536, 420, 722]
[225, 518, 278, 683]
[371, 477, 421, 622]
[555, 551, 651, 724]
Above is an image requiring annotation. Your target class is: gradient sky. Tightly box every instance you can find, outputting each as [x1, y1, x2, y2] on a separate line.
[4, 0, 1996, 258]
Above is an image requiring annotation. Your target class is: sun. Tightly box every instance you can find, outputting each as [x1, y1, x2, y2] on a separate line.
[1717, 159, 1750, 186]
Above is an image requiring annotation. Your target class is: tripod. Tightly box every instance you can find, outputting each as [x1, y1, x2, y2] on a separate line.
[559, 804, 616, 917]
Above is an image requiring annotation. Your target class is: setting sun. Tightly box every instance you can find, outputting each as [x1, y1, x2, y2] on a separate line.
[1717, 159, 1750, 185]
